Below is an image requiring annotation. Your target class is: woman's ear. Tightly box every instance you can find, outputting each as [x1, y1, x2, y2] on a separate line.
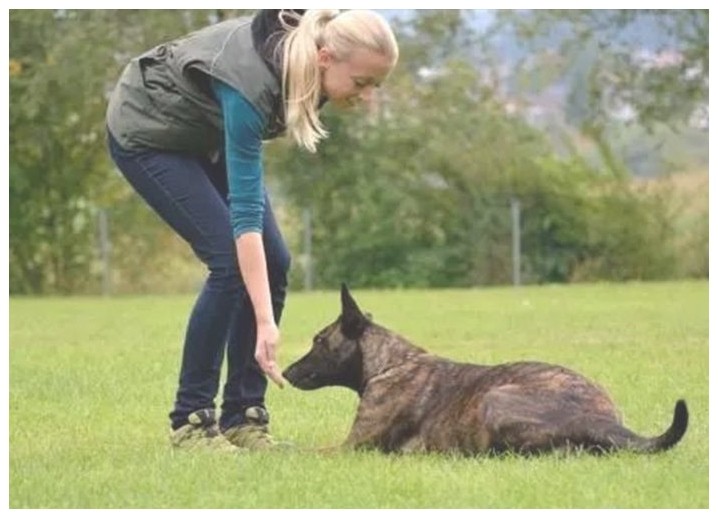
[317, 46, 332, 70]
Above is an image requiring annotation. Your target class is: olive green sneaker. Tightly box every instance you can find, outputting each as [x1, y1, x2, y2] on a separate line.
[222, 406, 290, 450]
[170, 409, 238, 452]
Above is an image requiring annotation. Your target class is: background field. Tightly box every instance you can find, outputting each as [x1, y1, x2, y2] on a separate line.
[9, 281, 708, 508]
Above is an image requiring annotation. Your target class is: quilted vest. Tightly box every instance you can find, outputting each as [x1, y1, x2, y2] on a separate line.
[106, 16, 285, 155]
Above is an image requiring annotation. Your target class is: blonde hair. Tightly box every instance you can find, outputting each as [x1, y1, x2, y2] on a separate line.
[278, 9, 399, 152]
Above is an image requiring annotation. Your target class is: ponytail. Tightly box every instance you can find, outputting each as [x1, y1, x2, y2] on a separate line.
[279, 9, 338, 153]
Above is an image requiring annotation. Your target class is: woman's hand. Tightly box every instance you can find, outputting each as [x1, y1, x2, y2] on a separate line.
[255, 320, 285, 389]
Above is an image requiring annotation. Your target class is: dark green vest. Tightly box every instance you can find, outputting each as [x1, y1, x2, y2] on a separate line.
[106, 17, 285, 155]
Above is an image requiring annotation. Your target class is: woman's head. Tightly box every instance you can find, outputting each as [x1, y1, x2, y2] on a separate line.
[279, 9, 399, 152]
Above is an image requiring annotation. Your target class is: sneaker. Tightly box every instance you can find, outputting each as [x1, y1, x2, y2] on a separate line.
[222, 406, 289, 450]
[170, 408, 238, 452]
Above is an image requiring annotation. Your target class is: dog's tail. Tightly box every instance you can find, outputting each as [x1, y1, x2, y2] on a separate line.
[599, 400, 688, 454]
[636, 399, 689, 453]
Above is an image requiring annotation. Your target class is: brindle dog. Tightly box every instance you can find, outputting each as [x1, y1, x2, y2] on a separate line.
[283, 284, 688, 456]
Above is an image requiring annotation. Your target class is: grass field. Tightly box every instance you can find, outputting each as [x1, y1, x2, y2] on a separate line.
[9, 281, 708, 508]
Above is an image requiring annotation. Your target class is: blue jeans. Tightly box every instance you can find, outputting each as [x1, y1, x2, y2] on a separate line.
[107, 131, 290, 431]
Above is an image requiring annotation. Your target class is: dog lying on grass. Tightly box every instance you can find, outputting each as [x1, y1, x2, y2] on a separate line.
[283, 284, 688, 456]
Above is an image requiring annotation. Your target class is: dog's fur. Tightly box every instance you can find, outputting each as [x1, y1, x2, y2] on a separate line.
[283, 284, 688, 456]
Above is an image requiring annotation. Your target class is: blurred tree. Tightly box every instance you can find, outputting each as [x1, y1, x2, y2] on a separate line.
[271, 12, 559, 287]
[269, 9, 683, 288]
[9, 9, 699, 294]
[9, 10, 243, 293]
[490, 10, 708, 175]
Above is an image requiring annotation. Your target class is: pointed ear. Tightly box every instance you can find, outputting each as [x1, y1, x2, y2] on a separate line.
[341, 283, 362, 315]
[340, 283, 369, 339]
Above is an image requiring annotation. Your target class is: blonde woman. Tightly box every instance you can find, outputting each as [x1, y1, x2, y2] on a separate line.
[106, 9, 399, 450]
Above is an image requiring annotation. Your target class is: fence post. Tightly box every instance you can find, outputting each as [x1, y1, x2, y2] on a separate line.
[302, 207, 313, 291]
[98, 208, 112, 296]
[511, 198, 521, 286]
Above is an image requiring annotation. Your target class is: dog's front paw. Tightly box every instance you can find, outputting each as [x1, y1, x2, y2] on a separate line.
[311, 444, 348, 455]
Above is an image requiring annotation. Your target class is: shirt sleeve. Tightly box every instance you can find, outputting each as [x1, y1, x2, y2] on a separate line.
[212, 79, 266, 238]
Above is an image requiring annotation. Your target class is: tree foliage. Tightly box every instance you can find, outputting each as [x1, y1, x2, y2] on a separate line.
[9, 10, 242, 294]
[269, 10, 688, 288]
[490, 10, 708, 175]
[8, 10, 707, 294]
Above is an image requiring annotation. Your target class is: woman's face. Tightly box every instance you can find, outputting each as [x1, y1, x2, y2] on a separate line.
[318, 47, 394, 109]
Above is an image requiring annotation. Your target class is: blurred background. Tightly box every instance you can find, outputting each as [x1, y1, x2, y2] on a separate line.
[8, 9, 708, 295]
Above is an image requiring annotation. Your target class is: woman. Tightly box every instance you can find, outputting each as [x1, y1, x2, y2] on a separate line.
[106, 9, 398, 450]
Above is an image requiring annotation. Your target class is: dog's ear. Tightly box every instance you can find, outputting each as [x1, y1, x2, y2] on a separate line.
[340, 283, 369, 340]
[341, 283, 362, 314]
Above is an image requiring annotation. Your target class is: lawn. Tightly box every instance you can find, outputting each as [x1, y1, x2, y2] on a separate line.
[9, 281, 708, 508]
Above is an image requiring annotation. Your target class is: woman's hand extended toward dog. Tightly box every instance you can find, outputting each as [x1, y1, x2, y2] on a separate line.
[255, 320, 285, 388]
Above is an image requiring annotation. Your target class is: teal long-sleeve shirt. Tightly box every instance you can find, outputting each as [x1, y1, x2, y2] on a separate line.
[212, 79, 266, 238]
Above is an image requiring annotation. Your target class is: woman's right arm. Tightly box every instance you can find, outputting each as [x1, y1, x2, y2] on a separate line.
[236, 231, 283, 387]
[214, 79, 285, 388]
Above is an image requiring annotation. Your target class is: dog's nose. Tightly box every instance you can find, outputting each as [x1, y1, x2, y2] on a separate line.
[281, 366, 295, 384]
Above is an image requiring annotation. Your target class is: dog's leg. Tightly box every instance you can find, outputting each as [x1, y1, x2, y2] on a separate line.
[343, 419, 389, 452]
[311, 444, 352, 456]
[342, 403, 417, 453]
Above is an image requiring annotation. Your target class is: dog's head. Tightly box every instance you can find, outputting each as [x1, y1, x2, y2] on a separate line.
[283, 283, 370, 392]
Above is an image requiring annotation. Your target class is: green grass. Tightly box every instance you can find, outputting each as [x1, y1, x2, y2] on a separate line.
[9, 281, 708, 508]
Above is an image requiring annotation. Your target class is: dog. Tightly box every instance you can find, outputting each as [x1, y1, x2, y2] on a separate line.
[283, 284, 688, 456]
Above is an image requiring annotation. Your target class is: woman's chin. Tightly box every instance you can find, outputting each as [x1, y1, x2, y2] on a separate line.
[330, 98, 358, 110]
